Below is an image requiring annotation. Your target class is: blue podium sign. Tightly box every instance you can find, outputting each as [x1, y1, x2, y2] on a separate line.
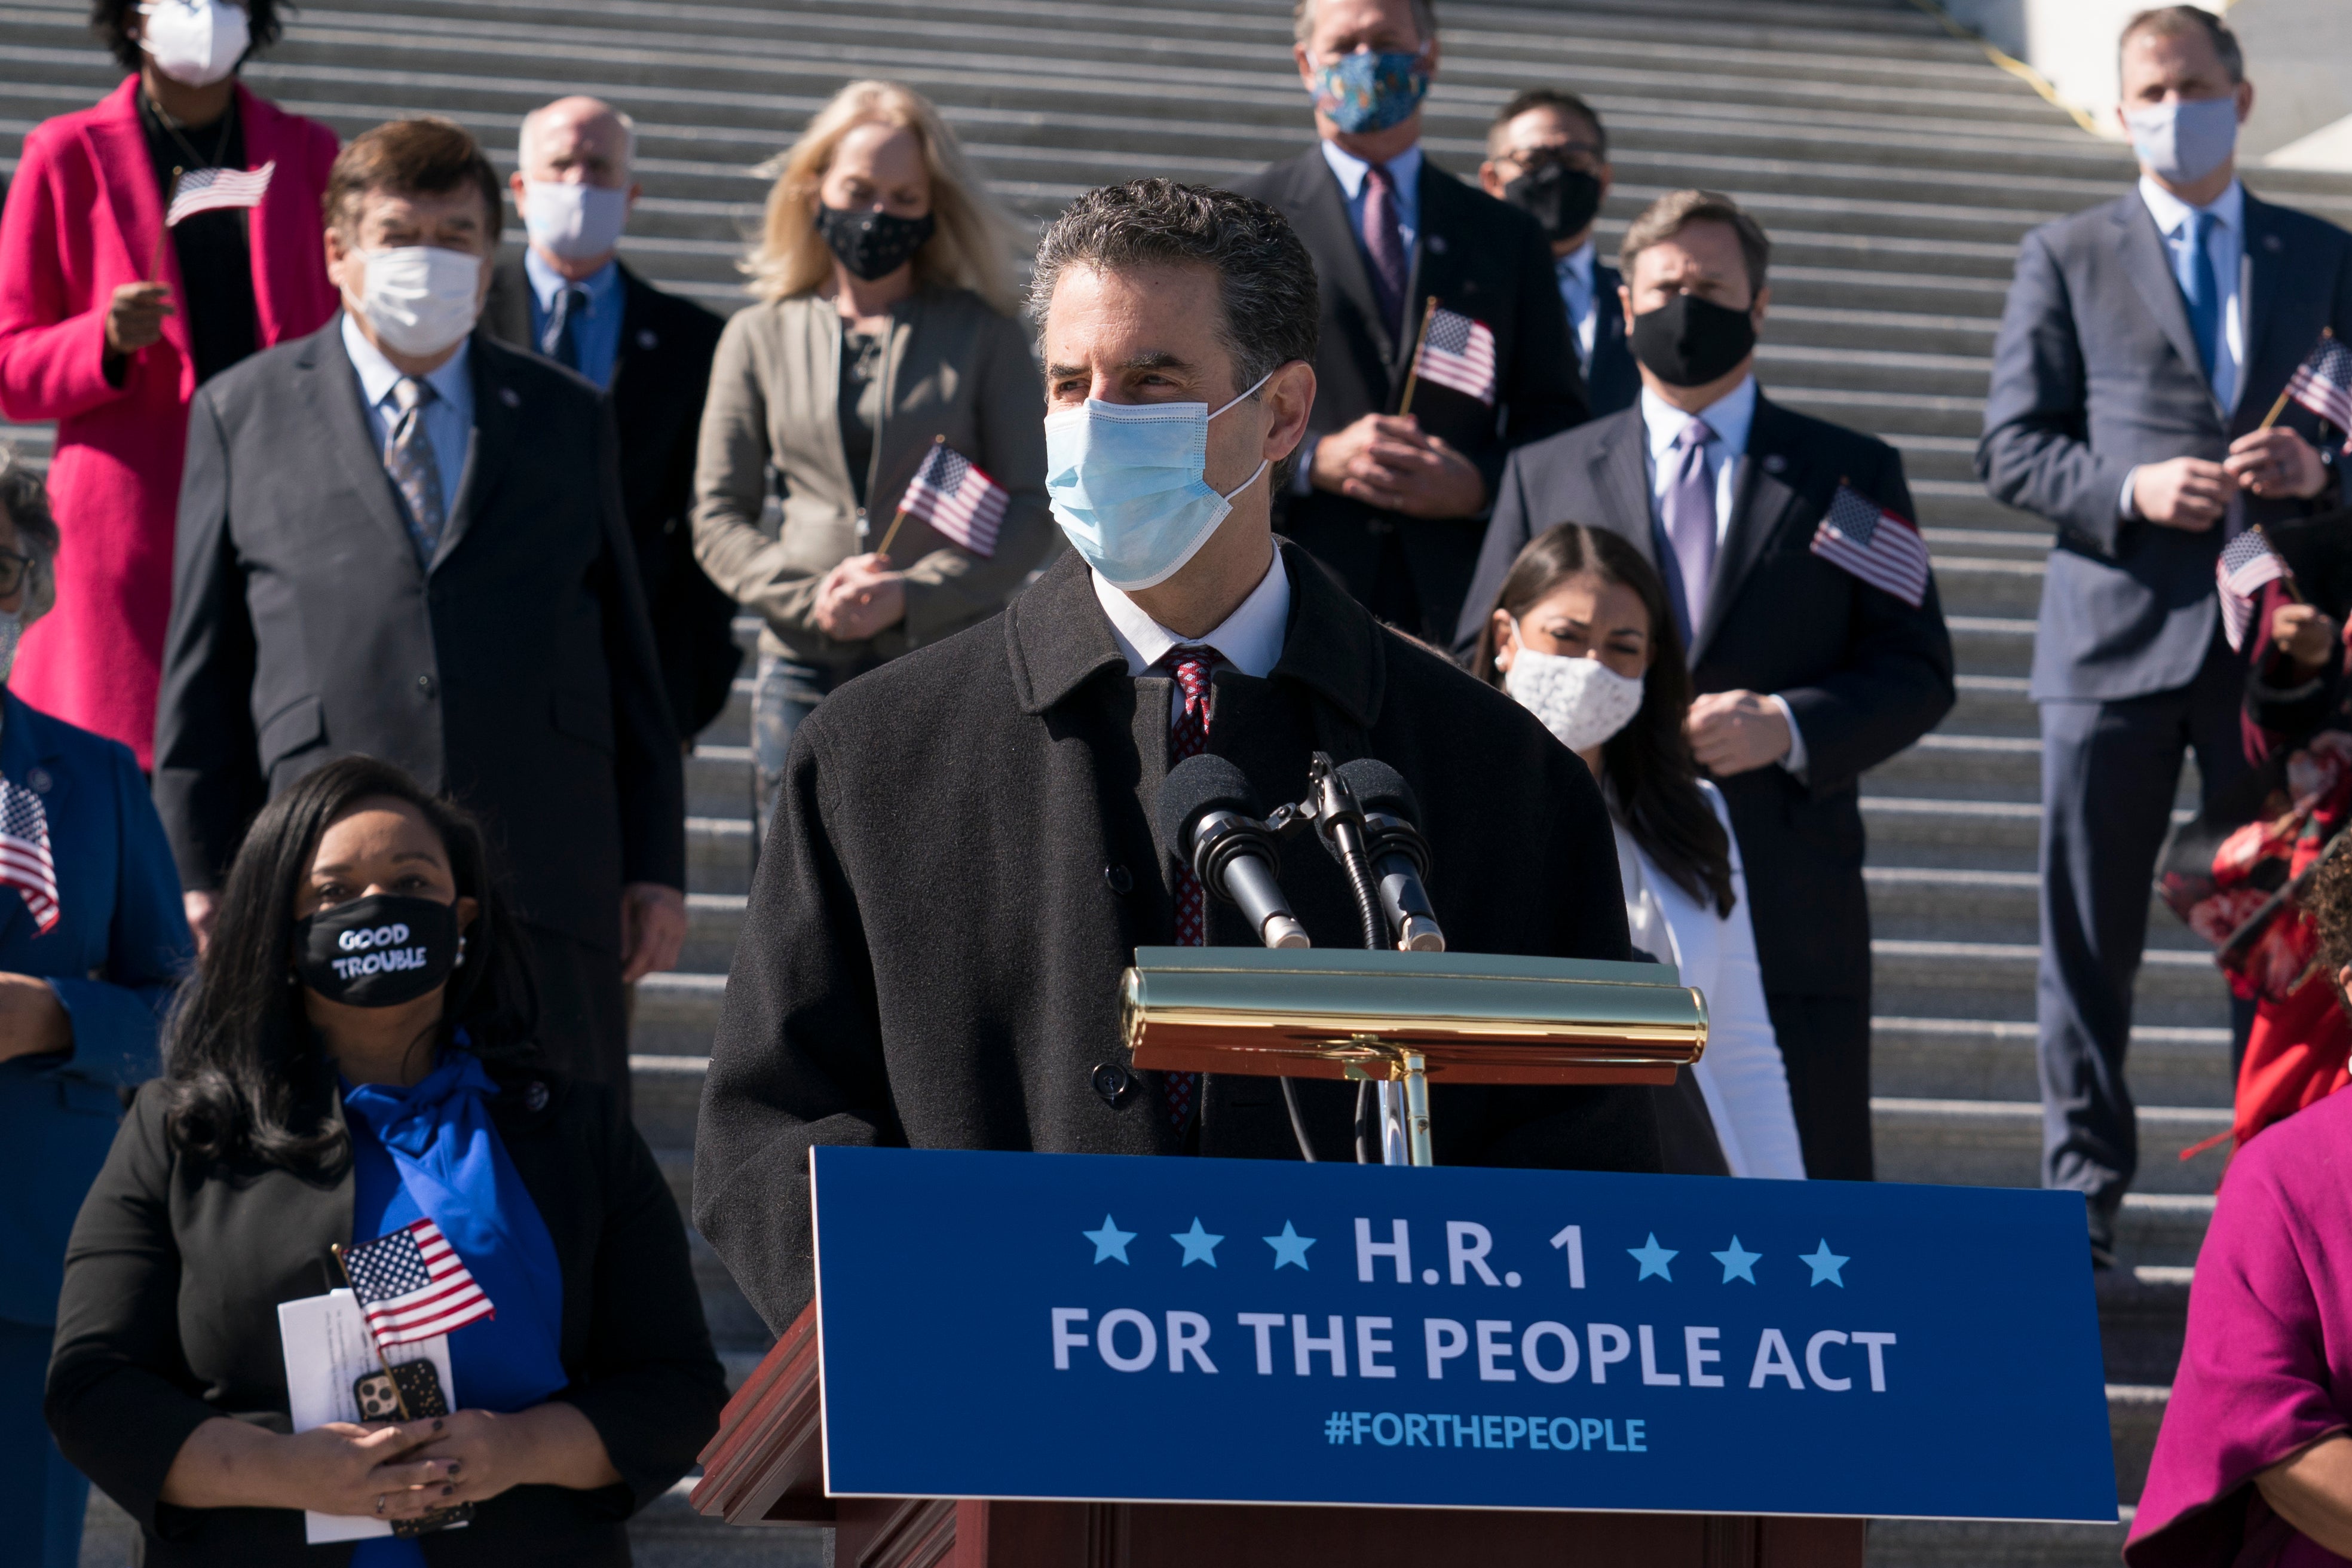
[810, 1147, 2116, 1522]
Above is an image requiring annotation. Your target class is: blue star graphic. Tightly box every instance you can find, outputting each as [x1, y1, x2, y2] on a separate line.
[1171, 1218, 1225, 1267]
[1800, 1239, 1849, 1287]
[1627, 1233, 1677, 1282]
[1081, 1215, 1135, 1265]
[1263, 1221, 1316, 1270]
[1711, 1237, 1762, 1284]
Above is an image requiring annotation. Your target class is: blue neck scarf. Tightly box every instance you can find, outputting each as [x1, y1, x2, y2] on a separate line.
[341, 1052, 567, 1402]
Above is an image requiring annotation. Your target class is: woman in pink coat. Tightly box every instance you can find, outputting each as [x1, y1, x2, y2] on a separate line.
[0, 0, 336, 770]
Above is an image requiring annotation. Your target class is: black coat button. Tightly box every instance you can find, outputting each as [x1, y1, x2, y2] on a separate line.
[1092, 1062, 1138, 1107]
[1102, 863, 1133, 895]
[416, 673, 438, 699]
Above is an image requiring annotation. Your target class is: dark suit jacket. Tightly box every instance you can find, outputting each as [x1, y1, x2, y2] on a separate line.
[154, 317, 686, 954]
[47, 1070, 727, 1567]
[694, 541, 1663, 1332]
[1229, 147, 1587, 641]
[1455, 395, 1956, 998]
[0, 688, 191, 1328]
[483, 256, 742, 737]
[1978, 188, 2352, 702]
[1584, 258, 1640, 417]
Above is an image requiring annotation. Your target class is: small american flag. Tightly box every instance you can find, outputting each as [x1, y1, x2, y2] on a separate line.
[2283, 329, 2352, 435]
[1811, 483, 1933, 608]
[165, 160, 275, 228]
[898, 439, 1009, 558]
[0, 776, 57, 934]
[1411, 305, 1497, 406]
[2217, 526, 2292, 652]
[342, 1218, 494, 1348]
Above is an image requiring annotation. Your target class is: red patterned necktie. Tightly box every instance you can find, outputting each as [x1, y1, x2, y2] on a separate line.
[1161, 647, 1214, 1133]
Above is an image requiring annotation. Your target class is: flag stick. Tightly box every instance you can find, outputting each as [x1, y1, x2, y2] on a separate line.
[330, 1243, 414, 1422]
[1395, 296, 1438, 418]
[2259, 326, 2336, 432]
[148, 169, 180, 281]
[872, 509, 909, 560]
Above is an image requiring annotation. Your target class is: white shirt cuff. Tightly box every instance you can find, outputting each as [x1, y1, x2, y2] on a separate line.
[1769, 693, 1808, 780]
[2119, 467, 2140, 521]
[1291, 433, 1321, 497]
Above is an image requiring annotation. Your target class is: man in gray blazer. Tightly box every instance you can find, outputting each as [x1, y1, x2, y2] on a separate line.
[1977, 5, 2351, 1263]
[155, 118, 687, 1103]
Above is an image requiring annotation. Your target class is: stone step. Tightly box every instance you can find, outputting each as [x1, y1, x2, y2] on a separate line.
[1864, 865, 2188, 948]
[1867, 731, 2042, 796]
[1871, 1016, 2230, 1111]
[1866, 1514, 2131, 1568]
[1872, 940, 2229, 1030]
[1928, 556, 2045, 618]
[1873, 1097, 2225, 1195]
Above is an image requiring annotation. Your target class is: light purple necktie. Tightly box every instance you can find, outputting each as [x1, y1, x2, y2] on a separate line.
[1361, 163, 1408, 344]
[1664, 418, 1718, 638]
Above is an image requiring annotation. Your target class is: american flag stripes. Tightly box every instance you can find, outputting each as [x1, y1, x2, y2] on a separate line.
[341, 1218, 495, 1348]
[0, 776, 57, 934]
[2282, 330, 2352, 436]
[2217, 527, 2293, 652]
[897, 439, 1009, 558]
[1410, 305, 1497, 406]
[1810, 483, 1933, 608]
[165, 161, 275, 227]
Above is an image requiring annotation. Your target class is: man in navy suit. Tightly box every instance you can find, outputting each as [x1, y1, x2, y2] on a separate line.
[1977, 5, 2352, 1264]
[1480, 89, 1638, 416]
[1454, 190, 1956, 1181]
[0, 454, 189, 1568]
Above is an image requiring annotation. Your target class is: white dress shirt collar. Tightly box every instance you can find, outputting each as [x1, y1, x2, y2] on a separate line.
[2137, 173, 2244, 239]
[1093, 549, 1293, 681]
[523, 247, 621, 314]
[1640, 373, 1757, 467]
[341, 310, 472, 413]
[1318, 139, 1423, 206]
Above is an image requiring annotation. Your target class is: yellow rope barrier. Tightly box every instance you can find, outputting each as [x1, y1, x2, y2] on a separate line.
[1898, 0, 2107, 139]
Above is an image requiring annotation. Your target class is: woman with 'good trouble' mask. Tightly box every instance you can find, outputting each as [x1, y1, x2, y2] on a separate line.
[1475, 523, 1806, 1182]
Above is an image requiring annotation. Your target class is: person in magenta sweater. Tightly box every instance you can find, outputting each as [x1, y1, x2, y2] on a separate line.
[0, 0, 336, 768]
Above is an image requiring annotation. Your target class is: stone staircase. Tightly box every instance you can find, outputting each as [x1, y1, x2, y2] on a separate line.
[8, 0, 2352, 1562]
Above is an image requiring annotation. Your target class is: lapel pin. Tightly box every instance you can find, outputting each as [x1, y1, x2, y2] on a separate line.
[1763, 454, 1787, 474]
[26, 767, 51, 793]
[2265, 234, 2283, 252]
[1427, 235, 1447, 255]
[500, 387, 521, 408]
[637, 329, 659, 349]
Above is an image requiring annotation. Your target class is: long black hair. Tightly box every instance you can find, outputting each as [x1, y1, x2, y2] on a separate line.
[1472, 523, 1737, 917]
[91, 0, 287, 74]
[162, 757, 540, 1177]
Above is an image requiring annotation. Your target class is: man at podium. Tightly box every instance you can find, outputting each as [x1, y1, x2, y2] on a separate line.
[694, 179, 1661, 1334]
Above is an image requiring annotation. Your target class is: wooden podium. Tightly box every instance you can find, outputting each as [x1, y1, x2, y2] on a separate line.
[690, 1305, 1866, 1568]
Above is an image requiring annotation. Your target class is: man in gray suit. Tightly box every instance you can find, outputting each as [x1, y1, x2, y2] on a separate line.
[1978, 5, 2352, 1264]
[156, 118, 688, 1103]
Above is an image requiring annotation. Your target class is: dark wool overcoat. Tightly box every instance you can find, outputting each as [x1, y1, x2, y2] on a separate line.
[694, 541, 1662, 1331]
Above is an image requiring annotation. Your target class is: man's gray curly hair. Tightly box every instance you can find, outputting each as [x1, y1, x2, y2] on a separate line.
[0, 446, 60, 626]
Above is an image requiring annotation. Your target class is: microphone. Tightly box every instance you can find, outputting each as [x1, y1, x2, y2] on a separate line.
[1333, 758, 1446, 953]
[1160, 755, 1310, 949]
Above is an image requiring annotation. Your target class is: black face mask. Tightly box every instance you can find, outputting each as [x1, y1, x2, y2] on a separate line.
[1502, 161, 1604, 246]
[295, 894, 461, 1009]
[1628, 292, 1759, 388]
[813, 203, 937, 282]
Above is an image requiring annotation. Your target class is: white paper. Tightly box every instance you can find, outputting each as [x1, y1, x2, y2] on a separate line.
[276, 1290, 455, 1544]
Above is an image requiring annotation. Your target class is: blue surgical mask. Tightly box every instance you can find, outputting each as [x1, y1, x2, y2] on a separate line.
[2123, 95, 2240, 186]
[1044, 372, 1273, 591]
[1311, 49, 1431, 135]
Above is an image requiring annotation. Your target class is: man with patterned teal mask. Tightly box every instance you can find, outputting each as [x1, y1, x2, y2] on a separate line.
[1232, 0, 1585, 647]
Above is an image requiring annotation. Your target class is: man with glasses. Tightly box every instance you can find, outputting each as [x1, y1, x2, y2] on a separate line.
[1229, 0, 1585, 647]
[1481, 89, 1634, 416]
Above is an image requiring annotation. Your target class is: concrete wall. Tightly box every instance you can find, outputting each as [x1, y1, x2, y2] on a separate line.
[1938, 0, 2352, 170]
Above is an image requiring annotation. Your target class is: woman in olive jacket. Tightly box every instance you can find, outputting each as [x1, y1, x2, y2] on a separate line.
[691, 78, 1052, 837]
[46, 757, 725, 1567]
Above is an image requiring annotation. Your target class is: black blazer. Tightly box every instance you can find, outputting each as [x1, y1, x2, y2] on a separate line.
[1229, 147, 1587, 642]
[154, 318, 687, 954]
[1454, 395, 1956, 998]
[1583, 259, 1640, 418]
[694, 541, 1662, 1333]
[483, 256, 743, 737]
[46, 1071, 728, 1567]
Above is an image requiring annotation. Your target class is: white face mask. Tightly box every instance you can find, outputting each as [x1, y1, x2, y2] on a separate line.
[138, 0, 250, 87]
[347, 246, 483, 358]
[521, 180, 630, 263]
[1503, 637, 1647, 755]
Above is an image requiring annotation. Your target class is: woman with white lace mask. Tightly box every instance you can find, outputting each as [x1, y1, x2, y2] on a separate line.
[1474, 523, 1805, 1180]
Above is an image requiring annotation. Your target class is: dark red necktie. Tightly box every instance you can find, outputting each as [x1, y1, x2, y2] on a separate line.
[1361, 163, 1408, 344]
[1160, 647, 1214, 1133]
